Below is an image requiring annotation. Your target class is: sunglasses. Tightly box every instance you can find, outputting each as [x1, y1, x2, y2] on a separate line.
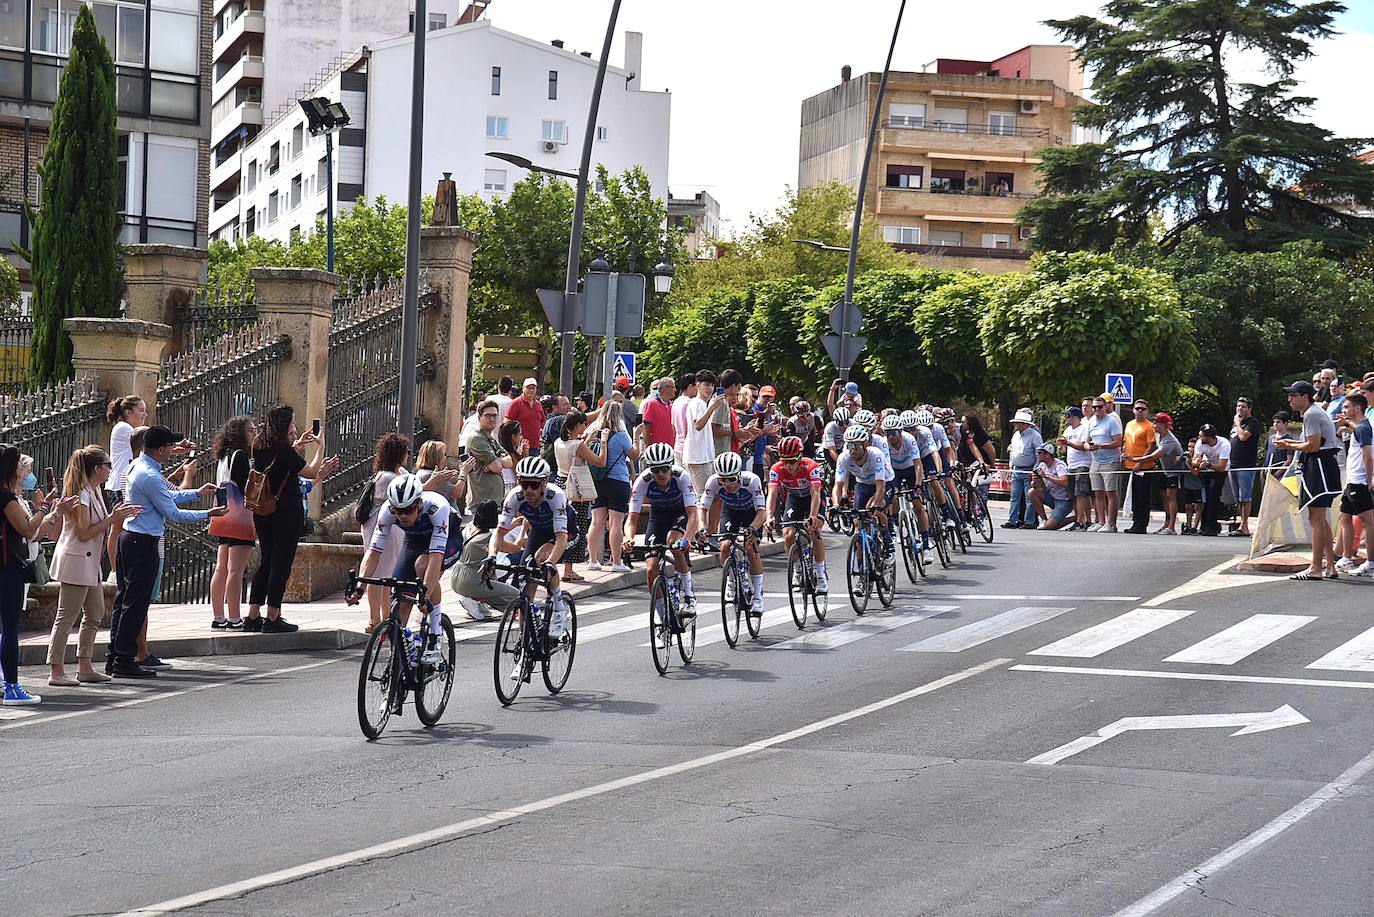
[518, 481, 544, 491]
[99, 461, 113, 468]
[649, 465, 673, 475]
[718, 475, 739, 484]
[783, 458, 799, 464]
[1134, 406, 1147, 411]
[846, 444, 866, 452]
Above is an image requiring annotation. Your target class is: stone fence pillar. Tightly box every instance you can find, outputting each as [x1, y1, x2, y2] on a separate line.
[64, 317, 172, 446]
[122, 244, 208, 353]
[250, 267, 340, 520]
[418, 225, 479, 446]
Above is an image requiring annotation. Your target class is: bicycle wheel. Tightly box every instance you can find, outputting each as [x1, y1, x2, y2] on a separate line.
[876, 540, 897, 608]
[676, 592, 697, 664]
[929, 499, 952, 569]
[811, 549, 828, 622]
[543, 595, 578, 693]
[898, 510, 919, 584]
[415, 615, 456, 727]
[493, 602, 528, 706]
[846, 534, 869, 616]
[787, 542, 809, 629]
[720, 561, 742, 648]
[357, 621, 397, 740]
[650, 576, 674, 674]
[743, 558, 763, 639]
[955, 500, 971, 553]
[971, 488, 994, 543]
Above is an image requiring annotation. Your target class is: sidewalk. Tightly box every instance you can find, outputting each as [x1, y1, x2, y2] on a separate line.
[20, 538, 790, 667]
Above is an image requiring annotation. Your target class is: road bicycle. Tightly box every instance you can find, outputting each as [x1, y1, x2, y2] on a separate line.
[891, 485, 927, 584]
[931, 471, 971, 554]
[352, 572, 456, 740]
[487, 556, 579, 705]
[706, 528, 764, 645]
[918, 481, 954, 569]
[826, 492, 855, 535]
[781, 518, 825, 627]
[843, 507, 896, 615]
[645, 541, 696, 673]
[956, 464, 995, 544]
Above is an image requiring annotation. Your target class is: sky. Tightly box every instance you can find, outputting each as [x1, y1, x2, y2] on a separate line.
[483, 0, 1374, 236]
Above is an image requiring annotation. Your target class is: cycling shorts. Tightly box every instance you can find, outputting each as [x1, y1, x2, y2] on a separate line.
[892, 465, 917, 490]
[854, 481, 890, 512]
[719, 505, 757, 536]
[920, 454, 939, 475]
[782, 493, 813, 523]
[526, 511, 581, 558]
[394, 528, 463, 578]
[645, 510, 689, 546]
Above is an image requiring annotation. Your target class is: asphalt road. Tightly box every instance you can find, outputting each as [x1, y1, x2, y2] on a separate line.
[6, 526, 1373, 917]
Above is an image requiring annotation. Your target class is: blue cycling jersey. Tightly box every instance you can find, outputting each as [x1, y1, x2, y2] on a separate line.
[629, 468, 698, 514]
[836, 446, 893, 486]
[498, 483, 570, 534]
[702, 472, 766, 512]
[370, 492, 455, 555]
[884, 431, 918, 469]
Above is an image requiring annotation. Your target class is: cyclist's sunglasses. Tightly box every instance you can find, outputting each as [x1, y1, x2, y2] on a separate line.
[718, 475, 739, 484]
[649, 464, 673, 475]
[518, 480, 544, 491]
[845, 443, 867, 452]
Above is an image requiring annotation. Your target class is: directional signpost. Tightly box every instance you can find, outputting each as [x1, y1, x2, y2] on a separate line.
[1105, 372, 1134, 406]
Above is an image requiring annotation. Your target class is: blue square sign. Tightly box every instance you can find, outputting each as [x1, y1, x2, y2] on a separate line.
[612, 351, 635, 385]
[1105, 373, 1134, 405]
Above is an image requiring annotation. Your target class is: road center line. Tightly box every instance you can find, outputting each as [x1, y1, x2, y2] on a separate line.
[1111, 742, 1374, 916]
[1010, 663, 1374, 691]
[114, 657, 1009, 917]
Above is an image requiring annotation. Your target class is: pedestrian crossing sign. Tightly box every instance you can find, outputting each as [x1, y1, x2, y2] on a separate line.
[1105, 373, 1133, 405]
[613, 351, 635, 384]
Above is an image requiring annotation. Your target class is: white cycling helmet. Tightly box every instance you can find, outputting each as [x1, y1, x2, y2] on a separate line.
[643, 442, 675, 470]
[386, 473, 424, 510]
[713, 451, 744, 477]
[881, 414, 904, 431]
[853, 408, 876, 427]
[914, 409, 935, 426]
[899, 409, 919, 428]
[843, 425, 870, 445]
[515, 455, 551, 481]
[832, 406, 851, 424]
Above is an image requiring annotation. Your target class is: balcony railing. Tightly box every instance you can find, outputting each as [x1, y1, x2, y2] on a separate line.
[895, 242, 1033, 261]
[885, 119, 1050, 138]
[884, 184, 1035, 200]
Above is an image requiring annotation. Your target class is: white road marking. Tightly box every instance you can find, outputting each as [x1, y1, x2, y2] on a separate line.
[1011, 663, 1374, 691]
[1028, 608, 1196, 658]
[1026, 705, 1309, 766]
[0, 657, 348, 732]
[690, 605, 793, 647]
[1163, 614, 1315, 665]
[898, 606, 1073, 653]
[576, 611, 654, 644]
[0, 707, 40, 720]
[114, 658, 1009, 917]
[771, 605, 958, 650]
[935, 594, 1137, 602]
[1141, 554, 1269, 607]
[1111, 742, 1374, 916]
[1307, 623, 1374, 672]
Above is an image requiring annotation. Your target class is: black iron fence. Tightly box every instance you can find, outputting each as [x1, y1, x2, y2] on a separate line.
[0, 376, 104, 484]
[0, 315, 33, 394]
[180, 283, 258, 352]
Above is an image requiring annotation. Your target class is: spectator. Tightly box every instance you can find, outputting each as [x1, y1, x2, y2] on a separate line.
[671, 372, 697, 464]
[465, 399, 509, 509]
[575, 391, 594, 413]
[1145, 412, 1184, 534]
[1275, 380, 1342, 580]
[639, 376, 676, 450]
[713, 369, 744, 457]
[1057, 407, 1093, 532]
[631, 383, 646, 409]
[1002, 408, 1041, 529]
[1085, 395, 1124, 533]
[1190, 424, 1230, 537]
[1028, 443, 1074, 530]
[247, 407, 337, 635]
[447, 500, 524, 621]
[46, 447, 140, 686]
[490, 375, 515, 416]
[586, 400, 637, 572]
[208, 417, 257, 631]
[1228, 396, 1264, 537]
[553, 410, 604, 582]
[539, 393, 572, 463]
[1181, 438, 1203, 534]
[415, 440, 469, 510]
[1122, 399, 1158, 534]
[616, 378, 642, 433]
[358, 433, 411, 632]
[103, 394, 146, 576]
[1335, 392, 1374, 575]
[748, 385, 781, 478]
[1264, 412, 1296, 478]
[505, 377, 546, 449]
[497, 419, 526, 492]
[684, 370, 723, 497]
[957, 411, 997, 474]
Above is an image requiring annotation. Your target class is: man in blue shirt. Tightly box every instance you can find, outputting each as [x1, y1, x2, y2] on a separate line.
[108, 425, 225, 677]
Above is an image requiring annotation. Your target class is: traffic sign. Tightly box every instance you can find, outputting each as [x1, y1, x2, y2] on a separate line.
[580, 273, 646, 338]
[536, 289, 580, 334]
[612, 351, 635, 384]
[1105, 373, 1134, 404]
[820, 334, 867, 371]
[828, 302, 863, 335]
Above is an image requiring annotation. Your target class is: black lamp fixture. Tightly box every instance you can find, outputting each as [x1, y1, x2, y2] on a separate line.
[296, 96, 351, 271]
[651, 257, 674, 296]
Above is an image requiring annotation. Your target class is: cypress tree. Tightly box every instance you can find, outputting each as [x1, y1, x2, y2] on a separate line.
[27, 4, 120, 383]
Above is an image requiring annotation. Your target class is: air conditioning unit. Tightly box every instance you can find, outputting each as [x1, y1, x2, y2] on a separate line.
[542, 140, 558, 152]
[1019, 100, 1040, 115]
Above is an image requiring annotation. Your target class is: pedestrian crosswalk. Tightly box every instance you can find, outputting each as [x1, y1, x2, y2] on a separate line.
[1164, 614, 1315, 665]
[1027, 608, 1197, 658]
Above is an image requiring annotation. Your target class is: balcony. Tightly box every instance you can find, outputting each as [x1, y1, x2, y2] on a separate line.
[876, 185, 1031, 219]
[213, 54, 264, 92]
[895, 242, 1032, 261]
[210, 100, 262, 146]
[880, 120, 1056, 161]
[213, 11, 266, 61]
[210, 153, 243, 194]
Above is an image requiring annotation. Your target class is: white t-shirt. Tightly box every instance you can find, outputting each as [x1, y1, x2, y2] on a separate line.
[490, 393, 513, 417]
[683, 397, 715, 464]
[671, 394, 692, 452]
[1193, 438, 1231, 466]
[107, 420, 134, 492]
[1063, 422, 1092, 469]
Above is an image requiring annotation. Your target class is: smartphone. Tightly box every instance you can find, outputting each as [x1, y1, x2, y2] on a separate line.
[43, 466, 55, 491]
[215, 486, 227, 507]
[311, 418, 321, 436]
[716, 386, 724, 396]
[1338, 373, 1345, 388]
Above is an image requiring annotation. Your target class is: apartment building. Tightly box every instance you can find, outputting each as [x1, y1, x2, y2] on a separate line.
[668, 190, 721, 258]
[0, 0, 211, 267]
[799, 45, 1092, 273]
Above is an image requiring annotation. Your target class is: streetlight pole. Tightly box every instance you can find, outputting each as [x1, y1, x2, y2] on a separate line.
[557, 0, 623, 397]
[398, 0, 428, 438]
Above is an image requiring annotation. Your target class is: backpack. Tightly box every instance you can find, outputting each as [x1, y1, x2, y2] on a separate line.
[587, 437, 612, 481]
[353, 474, 378, 524]
[243, 456, 289, 517]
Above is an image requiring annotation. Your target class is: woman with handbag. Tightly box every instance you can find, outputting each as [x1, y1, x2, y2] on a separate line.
[208, 417, 258, 631]
[247, 405, 338, 633]
[585, 401, 638, 573]
[1, 444, 79, 704]
[47, 446, 142, 686]
[553, 411, 604, 582]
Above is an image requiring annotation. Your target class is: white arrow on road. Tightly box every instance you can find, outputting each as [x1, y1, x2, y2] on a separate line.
[1025, 704, 1309, 766]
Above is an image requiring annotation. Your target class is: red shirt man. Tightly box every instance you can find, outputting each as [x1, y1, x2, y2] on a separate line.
[639, 377, 676, 447]
[505, 377, 546, 446]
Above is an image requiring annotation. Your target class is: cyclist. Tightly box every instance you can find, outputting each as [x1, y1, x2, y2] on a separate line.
[821, 406, 852, 466]
[625, 442, 700, 615]
[883, 413, 933, 565]
[934, 408, 969, 531]
[914, 408, 961, 534]
[833, 424, 895, 563]
[766, 435, 829, 593]
[347, 474, 463, 663]
[701, 451, 768, 616]
[852, 408, 883, 461]
[492, 456, 575, 638]
[785, 401, 821, 454]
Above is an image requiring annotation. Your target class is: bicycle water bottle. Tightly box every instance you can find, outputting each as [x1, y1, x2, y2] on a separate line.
[402, 628, 418, 666]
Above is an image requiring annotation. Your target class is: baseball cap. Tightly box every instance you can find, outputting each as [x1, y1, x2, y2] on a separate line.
[144, 425, 183, 450]
[759, 385, 776, 397]
[1099, 391, 1115, 405]
[522, 377, 538, 388]
[1321, 359, 1340, 370]
[615, 376, 632, 390]
[1037, 443, 1056, 456]
[1283, 380, 1318, 396]
[1062, 406, 1083, 418]
[1153, 412, 1173, 428]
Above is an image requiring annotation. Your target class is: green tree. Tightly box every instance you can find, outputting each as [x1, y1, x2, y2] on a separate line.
[980, 251, 1197, 408]
[26, 5, 119, 382]
[914, 270, 1010, 402]
[745, 277, 824, 396]
[638, 286, 753, 383]
[1020, 0, 1374, 256]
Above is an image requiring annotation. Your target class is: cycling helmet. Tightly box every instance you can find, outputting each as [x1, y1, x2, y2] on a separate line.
[643, 442, 675, 470]
[386, 473, 424, 510]
[515, 455, 551, 481]
[832, 406, 852, 424]
[881, 414, 903, 432]
[777, 436, 804, 459]
[713, 451, 744, 477]
[795, 401, 810, 414]
[843, 425, 870, 445]
[853, 408, 876, 427]
[899, 409, 919, 429]
[936, 408, 955, 422]
[914, 409, 935, 426]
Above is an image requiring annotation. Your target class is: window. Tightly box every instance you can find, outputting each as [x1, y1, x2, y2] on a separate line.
[929, 169, 965, 193]
[428, 12, 446, 30]
[931, 106, 968, 132]
[0, 2, 25, 50]
[485, 116, 508, 139]
[291, 124, 304, 158]
[885, 165, 923, 189]
[316, 156, 328, 190]
[989, 111, 1018, 136]
[268, 141, 280, 174]
[117, 5, 145, 64]
[986, 171, 1015, 195]
[541, 119, 567, 143]
[548, 70, 558, 100]
[290, 174, 301, 210]
[888, 102, 925, 128]
[150, 3, 199, 76]
[596, 126, 609, 142]
[1018, 225, 1035, 241]
[33, 0, 78, 54]
[928, 230, 963, 246]
[267, 192, 278, 224]
[245, 160, 257, 191]
[882, 226, 920, 244]
[483, 169, 507, 193]
[981, 233, 1012, 249]
[491, 66, 501, 95]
